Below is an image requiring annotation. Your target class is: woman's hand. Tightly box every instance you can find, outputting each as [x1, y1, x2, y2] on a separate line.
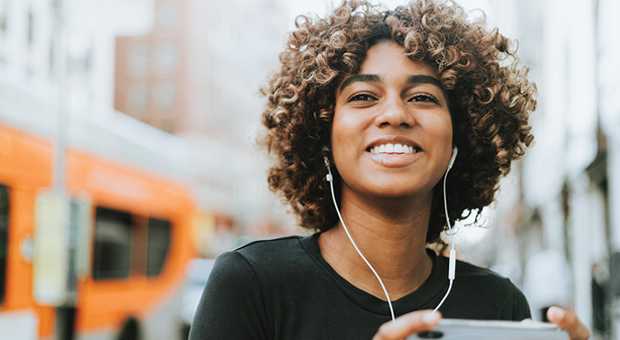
[372, 310, 441, 340]
[547, 306, 590, 340]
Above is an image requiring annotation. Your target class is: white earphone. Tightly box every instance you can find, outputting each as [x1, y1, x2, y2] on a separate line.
[448, 146, 458, 171]
[322, 145, 459, 320]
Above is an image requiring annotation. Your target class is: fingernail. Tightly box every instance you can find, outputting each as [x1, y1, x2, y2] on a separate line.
[423, 312, 441, 324]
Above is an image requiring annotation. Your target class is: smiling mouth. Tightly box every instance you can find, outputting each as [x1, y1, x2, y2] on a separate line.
[368, 143, 420, 154]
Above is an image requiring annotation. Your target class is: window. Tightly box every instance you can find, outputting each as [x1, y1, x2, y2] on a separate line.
[0, 185, 8, 304]
[156, 81, 176, 113]
[92, 208, 171, 279]
[157, 43, 177, 76]
[129, 42, 148, 78]
[127, 82, 149, 117]
[92, 208, 132, 280]
[146, 218, 170, 277]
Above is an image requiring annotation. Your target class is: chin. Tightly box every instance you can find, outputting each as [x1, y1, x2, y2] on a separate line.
[368, 185, 433, 201]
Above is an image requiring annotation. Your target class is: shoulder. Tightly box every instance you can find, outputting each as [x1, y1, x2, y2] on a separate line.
[190, 240, 302, 340]
[232, 235, 307, 268]
[217, 235, 315, 281]
[452, 259, 520, 293]
[207, 236, 304, 284]
[235, 235, 305, 258]
[454, 258, 526, 296]
[440, 257, 531, 320]
[454, 259, 509, 280]
[206, 235, 324, 321]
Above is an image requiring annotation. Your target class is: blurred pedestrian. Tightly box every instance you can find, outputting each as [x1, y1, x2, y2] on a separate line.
[189, 1, 590, 339]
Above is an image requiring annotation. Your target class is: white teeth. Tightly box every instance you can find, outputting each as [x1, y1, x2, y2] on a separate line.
[369, 143, 418, 154]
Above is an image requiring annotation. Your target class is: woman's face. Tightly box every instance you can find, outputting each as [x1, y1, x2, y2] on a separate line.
[331, 40, 453, 201]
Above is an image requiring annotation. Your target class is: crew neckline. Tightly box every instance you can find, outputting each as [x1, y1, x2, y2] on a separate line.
[299, 233, 449, 317]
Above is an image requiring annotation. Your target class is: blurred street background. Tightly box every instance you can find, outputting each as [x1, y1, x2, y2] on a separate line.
[0, 0, 618, 339]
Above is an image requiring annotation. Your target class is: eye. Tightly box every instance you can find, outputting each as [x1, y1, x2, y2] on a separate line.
[348, 93, 377, 102]
[409, 94, 438, 103]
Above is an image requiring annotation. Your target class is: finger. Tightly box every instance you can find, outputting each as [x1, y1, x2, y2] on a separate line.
[547, 306, 590, 340]
[520, 318, 535, 324]
[373, 310, 441, 340]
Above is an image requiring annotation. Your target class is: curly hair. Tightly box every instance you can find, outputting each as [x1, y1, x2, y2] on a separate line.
[260, 0, 536, 244]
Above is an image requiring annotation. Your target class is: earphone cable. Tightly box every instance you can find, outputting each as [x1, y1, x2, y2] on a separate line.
[326, 170, 397, 323]
[432, 163, 456, 313]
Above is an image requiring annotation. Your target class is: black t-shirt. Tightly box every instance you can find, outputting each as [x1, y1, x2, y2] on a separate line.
[189, 234, 531, 340]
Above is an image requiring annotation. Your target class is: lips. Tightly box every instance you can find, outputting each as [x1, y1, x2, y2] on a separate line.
[365, 136, 422, 167]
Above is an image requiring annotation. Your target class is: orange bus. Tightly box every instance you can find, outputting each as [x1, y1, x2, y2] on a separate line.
[0, 77, 198, 340]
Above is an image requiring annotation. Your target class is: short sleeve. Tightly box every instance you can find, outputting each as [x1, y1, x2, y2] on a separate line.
[511, 282, 532, 320]
[189, 251, 268, 340]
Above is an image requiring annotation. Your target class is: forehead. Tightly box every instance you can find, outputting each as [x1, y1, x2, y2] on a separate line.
[358, 40, 439, 78]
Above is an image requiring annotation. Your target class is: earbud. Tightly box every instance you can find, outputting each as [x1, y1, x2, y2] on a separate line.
[322, 146, 333, 182]
[447, 146, 458, 171]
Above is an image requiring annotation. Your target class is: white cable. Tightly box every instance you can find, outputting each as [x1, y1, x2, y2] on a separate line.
[432, 162, 456, 313]
[433, 278, 453, 313]
[327, 173, 397, 323]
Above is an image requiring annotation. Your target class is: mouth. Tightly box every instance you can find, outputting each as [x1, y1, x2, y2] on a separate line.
[367, 143, 420, 155]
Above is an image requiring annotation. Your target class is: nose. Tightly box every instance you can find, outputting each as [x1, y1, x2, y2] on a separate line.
[374, 95, 415, 128]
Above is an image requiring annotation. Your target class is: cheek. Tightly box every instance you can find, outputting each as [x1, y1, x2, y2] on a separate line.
[330, 110, 365, 149]
[421, 113, 453, 169]
[330, 112, 365, 174]
[332, 109, 356, 136]
[430, 113, 453, 143]
[329, 114, 346, 167]
[438, 116, 454, 166]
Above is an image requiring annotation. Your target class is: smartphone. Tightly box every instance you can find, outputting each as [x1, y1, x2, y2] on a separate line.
[407, 319, 569, 340]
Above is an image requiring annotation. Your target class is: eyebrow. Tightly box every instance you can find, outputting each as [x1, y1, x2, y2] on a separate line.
[339, 74, 381, 93]
[407, 75, 444, 91]
[339, 73, 444, 94]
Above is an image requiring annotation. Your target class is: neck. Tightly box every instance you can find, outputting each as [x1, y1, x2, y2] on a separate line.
[318, 189, 434, 301]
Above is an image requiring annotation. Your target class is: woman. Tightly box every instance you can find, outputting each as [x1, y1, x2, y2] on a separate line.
[189, 1, 590, 339]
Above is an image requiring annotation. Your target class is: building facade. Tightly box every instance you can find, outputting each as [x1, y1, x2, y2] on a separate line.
[113, 0, 294, 250]
[472, 0, 620, 339]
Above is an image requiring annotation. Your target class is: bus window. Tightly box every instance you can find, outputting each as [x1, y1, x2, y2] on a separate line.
[93, 207, 132, 280]
[146, 218, 170, 277]
[0, 185, 7, 304]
